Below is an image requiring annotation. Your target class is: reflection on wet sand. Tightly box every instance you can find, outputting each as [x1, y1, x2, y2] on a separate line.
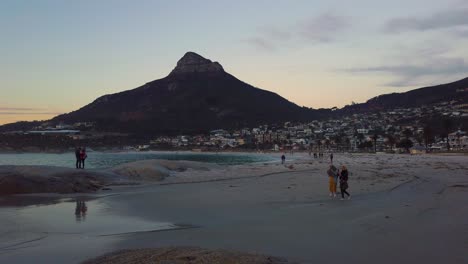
[75, 200, 87, 222]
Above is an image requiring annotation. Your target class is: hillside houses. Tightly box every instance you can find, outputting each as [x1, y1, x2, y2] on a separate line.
[4, 100, 467, 152]
[143, 102, 468, 152]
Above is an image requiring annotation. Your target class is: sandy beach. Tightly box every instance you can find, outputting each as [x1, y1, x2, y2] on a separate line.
[0, 153, 467, 263]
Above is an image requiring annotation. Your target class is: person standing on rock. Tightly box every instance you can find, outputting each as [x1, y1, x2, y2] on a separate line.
[327, 165, 338, 198]
[80, 147, 88, 169]
[75, 147, 82, 169]
[339, 165, 351, 200]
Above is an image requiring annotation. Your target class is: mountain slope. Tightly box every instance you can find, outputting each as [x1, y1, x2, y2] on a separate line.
[341, 77, 468, 112]
[51, 52, 316, 134]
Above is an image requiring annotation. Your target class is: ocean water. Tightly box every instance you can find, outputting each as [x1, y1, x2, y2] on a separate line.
[0, 151, 273, 169]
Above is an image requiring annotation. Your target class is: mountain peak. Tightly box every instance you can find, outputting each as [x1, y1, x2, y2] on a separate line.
[170, 52, 224, 75]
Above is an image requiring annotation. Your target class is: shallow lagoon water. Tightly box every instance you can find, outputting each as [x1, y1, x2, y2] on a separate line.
[0, 197, 188, 263]
[6, 198, 182, 236]
[0, 151, 274, 169]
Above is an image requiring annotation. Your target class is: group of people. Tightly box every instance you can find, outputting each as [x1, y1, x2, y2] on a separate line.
[280, 152, 351, 200]
[327, 164, 351, 200]
[74, 147, 88, 169]
[311, 152, 331, 160]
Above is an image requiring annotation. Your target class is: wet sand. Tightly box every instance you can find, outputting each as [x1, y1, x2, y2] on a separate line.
[0, 153, 467, 263]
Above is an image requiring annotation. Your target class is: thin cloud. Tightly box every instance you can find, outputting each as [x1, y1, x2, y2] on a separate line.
[347, 58, 468, 76]
[246, 12, 351, 51]
[0, 107, 44, 111]
[299, 13, 349, 42]
[452, 27, 468, 37]
[245, 37, 276, 51]
[343, 57, 468, 87]
[384, 8, 468, 33]
[261, 26, 292, 41]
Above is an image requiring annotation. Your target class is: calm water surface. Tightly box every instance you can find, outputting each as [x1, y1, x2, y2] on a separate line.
[0, 151, 273, 169]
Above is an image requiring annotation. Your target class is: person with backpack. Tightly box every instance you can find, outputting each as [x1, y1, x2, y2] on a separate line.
[339, 165, 351, 200]
[75, 147, 82, 169]
[79, 147, 88, 169]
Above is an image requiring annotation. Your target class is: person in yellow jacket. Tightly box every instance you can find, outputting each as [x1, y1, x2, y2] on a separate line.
[327, 165, 339, 198]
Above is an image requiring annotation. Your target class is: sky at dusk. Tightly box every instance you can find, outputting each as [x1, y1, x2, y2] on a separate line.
[1, 0, 468, 125]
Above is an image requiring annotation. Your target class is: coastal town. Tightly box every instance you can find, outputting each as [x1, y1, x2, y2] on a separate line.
[2, 100, 467, 153]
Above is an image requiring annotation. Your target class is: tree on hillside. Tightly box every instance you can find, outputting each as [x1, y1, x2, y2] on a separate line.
[371, 128, 383, 152]
[358, 140, 373, 151]
[356, 133, 364, 145]
[386, 134, 396, 151]
[316, 139, 322, 152]
[345, 137, 351, 151]
[423, 125, 434, 151]
[397, 138, 413, 153]
[456, 130, 462, 150]
[325, 139, 331, 150]
[442, 119, 453, 151]
[416, 133, 423, 146]
[332, 134, 343, 151]
[403, 128, 413, 139]
[370, 134, 378, 153]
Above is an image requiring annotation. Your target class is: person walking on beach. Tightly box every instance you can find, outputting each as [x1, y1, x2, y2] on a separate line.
[281, 154, 286, 164]
[339, 165, 351, 200]
[75, 147, 82, 169]
[79, 147, 88, 169]
[327, 165, 338, 198]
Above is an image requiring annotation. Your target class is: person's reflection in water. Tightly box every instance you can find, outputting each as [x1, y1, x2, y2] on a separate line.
[75, 200, 88, 222]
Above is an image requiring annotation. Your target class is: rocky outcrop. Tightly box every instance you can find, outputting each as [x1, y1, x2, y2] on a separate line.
[0, 166, 114, 195]
[169, 52, 224, 75]
[0, 160, 220, 195]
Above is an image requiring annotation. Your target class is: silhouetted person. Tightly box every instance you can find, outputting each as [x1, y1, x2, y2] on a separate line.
[75, 147, 82, 169]
[281, 154, 286, 164]
[340, 165, 351, 200]
[80, 147, 87, 169]
[330, 153, 334, 164]
[327, 165, 339, 198]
